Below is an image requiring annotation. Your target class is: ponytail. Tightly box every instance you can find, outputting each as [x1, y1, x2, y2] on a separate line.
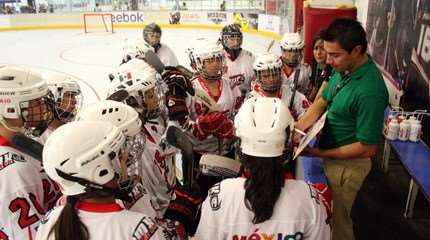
[49, 196, 89, 240]
[240, 153, 285, 224]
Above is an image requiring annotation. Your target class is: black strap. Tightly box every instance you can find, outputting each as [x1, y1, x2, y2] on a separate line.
[326, 74, 352, 108]
[289, 68, 301, 110]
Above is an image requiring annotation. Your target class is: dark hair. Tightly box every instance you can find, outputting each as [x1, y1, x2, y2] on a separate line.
[240, 153, 286, 224]
[49, 196, 89, 240]
[311, 30, 324, 50]
[320, 18, 367, 53]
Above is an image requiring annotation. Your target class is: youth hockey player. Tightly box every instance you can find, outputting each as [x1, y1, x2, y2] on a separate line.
[76, 100, 157, 217]
[184, 39, 242, 155]
[37, 121, 201, 240]
[108, 59, 177, 217]
[37, 75, 82, 143]
[219, 24, 255, 95]
[280, 32, 312, 97]
[0, 65, 61, 240]
[248, 52, 310, 120]
[143, 23, 179, 66]
[194, 97, 331, 239]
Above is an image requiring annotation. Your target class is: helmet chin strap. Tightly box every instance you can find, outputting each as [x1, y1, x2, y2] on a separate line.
[152, 43, 161, 53]
[225, 48, 242, 61]
[55, 169, 133, 203]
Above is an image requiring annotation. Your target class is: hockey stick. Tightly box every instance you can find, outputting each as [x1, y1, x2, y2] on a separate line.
[199, 154, 241, 178]
[175, 65, 195, 79]
[144, 50, 165, 74]
[267, 39, 275, 52]
[166, 126, 195, 188]
[194, 88, 221, 112]
[10, 134, 43, 161]
[145, 51, 221, 113]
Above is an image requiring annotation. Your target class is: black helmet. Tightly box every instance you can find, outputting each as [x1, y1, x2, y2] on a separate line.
[143, 22, 162, 35]
[220, 24, 243, 60]
[143, 23, 162, 52]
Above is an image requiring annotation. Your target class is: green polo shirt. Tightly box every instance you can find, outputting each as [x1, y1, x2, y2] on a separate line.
[320, 56, 388, 149]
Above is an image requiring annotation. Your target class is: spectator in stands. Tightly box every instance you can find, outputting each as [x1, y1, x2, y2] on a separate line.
[220, 0, 226, 11]
[94, 2, 102, 12]
[295, 18, 388, 240]
[181, 2, 187, 10]
[308, 30, 333, 102]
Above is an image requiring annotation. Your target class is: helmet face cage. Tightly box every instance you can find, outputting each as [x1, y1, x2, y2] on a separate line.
[222, 33, 243, 50]
[281, 48, 303, 68]
[143, 23, 162, 51]
[50, 87, 82, 123]
[193, 51, 226, 81]
[115, 132, 145, 191]
[221, 24, 243, 50]
[20, 94, 54, 137]
[127, 83, 164, 120]
[256, 67, 282, 93]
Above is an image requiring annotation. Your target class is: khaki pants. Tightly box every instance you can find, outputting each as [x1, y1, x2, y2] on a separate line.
[323, 158, 371, 240]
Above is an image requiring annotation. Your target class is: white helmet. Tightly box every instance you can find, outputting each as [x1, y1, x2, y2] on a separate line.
[280, 33, 304, 68]
[76, 100, 145, 188]
[76, 100, 142, 137]
[108, 59, 163, 120]
[122, 38, 155, 64]
[0, 65, 53, 136]
[234, 97, 294, 157]
[280, 32, 304, 51]
[188, 39, 226, 81]
[43, 121, 126, 196]
[46, 75, 82, 123]
[253, 53, 283, 92]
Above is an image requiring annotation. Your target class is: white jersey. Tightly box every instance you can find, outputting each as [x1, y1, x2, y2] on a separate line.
[0, 139, 61, 240]
[186, 76, 242, 154]
[141, 116, 177, 217]
[248, 84, 310, 120]
[194, 178, 331, 240]
[223, 49, 255, 95]
[36, 201, 180, 240]
[281, 63, 312, 96]
[119, 176, 157, 218]
[157, 44, 179, 67]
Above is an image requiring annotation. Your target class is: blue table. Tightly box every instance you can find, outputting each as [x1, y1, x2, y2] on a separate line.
[382, 139, 430, 218]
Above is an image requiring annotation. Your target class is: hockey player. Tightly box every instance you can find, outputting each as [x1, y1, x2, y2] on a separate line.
[194, 97, 331, 239]
[248, 52, 310, 120]
[0, 65, 61, 240]
[280, 32, 312, 97]
[75, 100, 157, 217]
[220, 24, 255, 95]
[164, 39, 242, 197]
[143, 23, 179, 66]
[108, 60, 177, 217]
[184, 39, 241, 156]
[37, 75, 82, 143]
[37, 121, 201, 240]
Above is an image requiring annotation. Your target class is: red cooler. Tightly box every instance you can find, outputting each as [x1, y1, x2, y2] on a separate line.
[303, 6, 357, 64]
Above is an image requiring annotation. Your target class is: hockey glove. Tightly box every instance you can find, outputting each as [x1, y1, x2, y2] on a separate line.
[162, 66, 195, 97]
[213, 117, 234, 139]
[193, 111, 230, 139]
[163, 185, 202, 236]
[166, 94, 189, 123]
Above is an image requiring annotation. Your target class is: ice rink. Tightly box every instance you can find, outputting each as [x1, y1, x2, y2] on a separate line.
[0, 28, 279, 105]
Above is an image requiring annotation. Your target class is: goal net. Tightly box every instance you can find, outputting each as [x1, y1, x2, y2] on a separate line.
[83, 13, 114, 33]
